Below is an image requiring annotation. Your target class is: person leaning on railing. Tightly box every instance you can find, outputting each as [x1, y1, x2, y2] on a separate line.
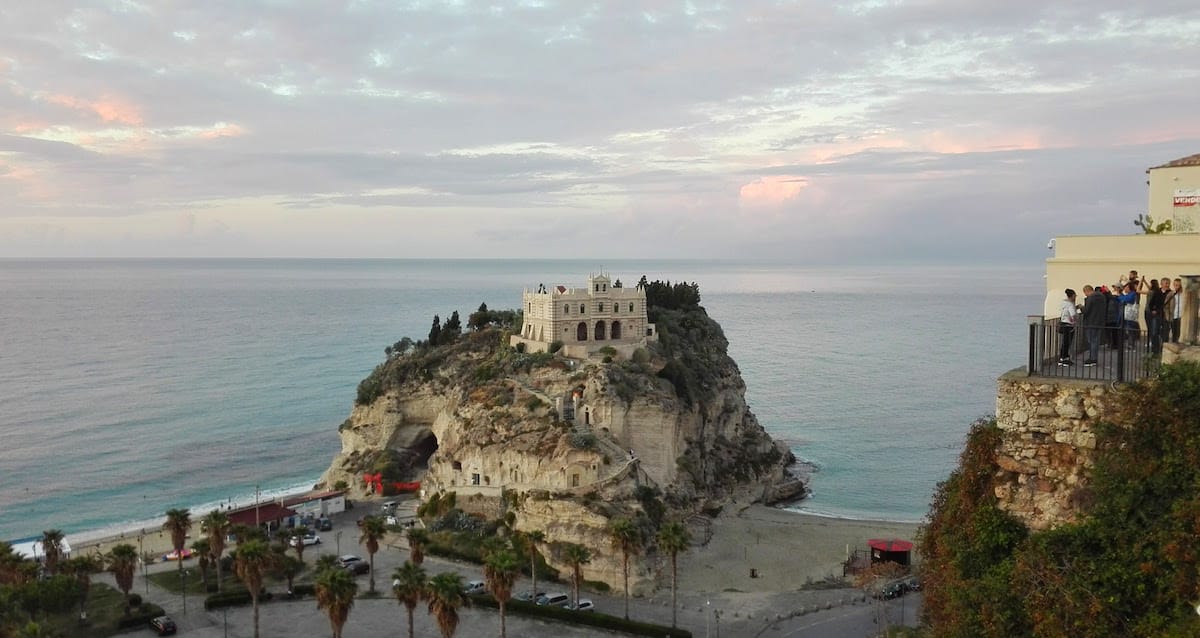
[1058, 289, 1079, 366]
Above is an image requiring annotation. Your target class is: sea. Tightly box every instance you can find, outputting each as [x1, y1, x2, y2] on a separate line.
[0, 259, 1044, 542]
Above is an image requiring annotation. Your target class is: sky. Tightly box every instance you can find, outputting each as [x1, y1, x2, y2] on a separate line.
[1, 1, 1198, 262]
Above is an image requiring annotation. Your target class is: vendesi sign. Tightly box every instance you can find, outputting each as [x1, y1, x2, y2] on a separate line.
[1174, 189, 1200, 207]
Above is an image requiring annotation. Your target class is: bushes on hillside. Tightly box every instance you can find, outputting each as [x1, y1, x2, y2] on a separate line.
[921, 362, 1200, 638]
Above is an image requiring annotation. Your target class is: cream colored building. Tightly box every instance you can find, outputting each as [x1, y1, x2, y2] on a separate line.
[1043, 153, 1200, 343]
[1148, 152, 1200, 234]
[509, 272, 657, 358]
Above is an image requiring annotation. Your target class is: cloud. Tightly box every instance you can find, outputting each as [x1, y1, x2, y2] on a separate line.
[0, 1, 1196, 258]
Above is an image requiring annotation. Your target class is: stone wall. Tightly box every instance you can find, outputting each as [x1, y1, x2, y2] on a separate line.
[996, 345, 1200, 531]
[993, 368, 1118, 531]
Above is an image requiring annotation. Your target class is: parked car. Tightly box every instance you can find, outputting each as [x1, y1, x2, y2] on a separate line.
[901, 575, 921, 591]
[565, 598, 595, 612]
[462, 580, 486, 595]
[338, 555, 369, 575]
[534, 592, 570, 607]
[879, 580, 906, 599]
[515, 590, 545, 602]
[149, 616, 177, 635]
[317, 517, 333, 531]
[289, 532, 321, 547]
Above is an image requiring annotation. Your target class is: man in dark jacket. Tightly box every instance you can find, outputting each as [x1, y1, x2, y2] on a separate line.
[1103, 286, 1121, 348]
[1081, 285, 1107, 366]
[1145, 279, 1166, 355]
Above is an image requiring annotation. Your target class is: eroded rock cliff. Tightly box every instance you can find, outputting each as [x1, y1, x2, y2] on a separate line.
[319, 300, 803, 594]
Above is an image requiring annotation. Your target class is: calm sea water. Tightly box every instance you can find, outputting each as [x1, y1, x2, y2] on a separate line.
[0, 259, 1042, 541]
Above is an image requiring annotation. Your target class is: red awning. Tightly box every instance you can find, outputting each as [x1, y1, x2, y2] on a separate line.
[867, 538, 913, 552]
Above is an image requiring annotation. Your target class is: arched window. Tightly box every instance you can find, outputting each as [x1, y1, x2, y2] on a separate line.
[598, 302, 605, 312]
[629, 302, 634, 312]
[580, 303, 585, 314]
[594, 321, 607, 341]
[564, 304, 569, 314]
[576, 322, 587, 341]
[611, 320, 622, 340]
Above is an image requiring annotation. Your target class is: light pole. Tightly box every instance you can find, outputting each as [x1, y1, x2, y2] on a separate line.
[705, 600, 711, 638]
[335, 531, 342, 556]
[137, 533, 148, 595]
[181, 568, 188, 614]
[255, 484, 261, 528]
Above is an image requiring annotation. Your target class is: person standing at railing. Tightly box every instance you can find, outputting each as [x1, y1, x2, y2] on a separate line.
[1058, 289, 1079, 366]
[1081, 285, 1106, 367]
[1117, 282, 1140, 350]
[1146, 279, 1166, 356]
[1168, 278, 1183, 343]
[1103, 286, 1121, 349]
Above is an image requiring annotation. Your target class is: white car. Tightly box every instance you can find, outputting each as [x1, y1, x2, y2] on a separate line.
[566, 598, 595, 612]
[289, 532, 320, 547]
[534, 592, 569, 607]
[462, 580, 486, 595]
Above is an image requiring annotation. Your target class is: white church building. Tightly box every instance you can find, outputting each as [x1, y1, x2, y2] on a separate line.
[509, 272, 656, 359]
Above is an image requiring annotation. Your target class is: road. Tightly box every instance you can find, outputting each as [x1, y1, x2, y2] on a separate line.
[117, 497, 922, 637]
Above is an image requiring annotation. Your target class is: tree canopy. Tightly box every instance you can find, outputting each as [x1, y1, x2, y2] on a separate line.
[920, 361, 1200, 638]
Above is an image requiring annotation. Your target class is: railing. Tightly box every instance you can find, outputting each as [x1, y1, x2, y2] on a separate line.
[1027, 319, 1160, 384]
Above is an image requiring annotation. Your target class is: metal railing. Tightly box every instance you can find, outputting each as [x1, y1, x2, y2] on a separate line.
[1027, 319, 1161, 384]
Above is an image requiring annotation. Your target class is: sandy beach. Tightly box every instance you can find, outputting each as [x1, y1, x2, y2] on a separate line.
[677, 503, 922, 593]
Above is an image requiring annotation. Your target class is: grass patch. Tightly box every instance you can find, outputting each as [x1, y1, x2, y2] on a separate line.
[472, 595, 692, 637]
[38, 583, 165, 638]
[148, 565, 224, 595]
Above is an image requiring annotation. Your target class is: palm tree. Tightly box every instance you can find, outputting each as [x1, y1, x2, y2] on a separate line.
[275, 554, 304, 596]
[359, 515, 387, 594]
[62, 554, 102, 621]
[426, 571, 466, 638]
[191, 539, 211, 592]
[106, 544, 139, 616]
[314, 553, 339, 574]
[657, 521, 692, 628]
[1, 541, 31, 585]
[514, 530, 545, 600]
[288, 525, 311, 563]
[163, 508, 192, 593]
[315, 565, 358, 638]
[609, 517, 643, 620]
[406, 527, 429, 566]
[484, 550, 521, 638]
[39, 529, 66, 575]
[202, 510, 231, 592]
[233, 539, 275, 638]
[392, 561, 427, 638]
[560, 543, 592, 609]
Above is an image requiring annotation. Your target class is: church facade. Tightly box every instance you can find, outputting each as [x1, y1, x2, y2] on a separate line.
[509, 272, 656, 358]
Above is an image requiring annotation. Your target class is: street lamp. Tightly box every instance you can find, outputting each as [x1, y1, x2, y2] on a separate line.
[137, 533, 148, 595]
[181, 568, 188, 614]
[335, 531, 342, 556]
[705, 600, 711, 638]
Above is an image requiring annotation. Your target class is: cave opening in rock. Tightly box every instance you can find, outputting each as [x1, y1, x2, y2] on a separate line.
[411, 430, 438, 470]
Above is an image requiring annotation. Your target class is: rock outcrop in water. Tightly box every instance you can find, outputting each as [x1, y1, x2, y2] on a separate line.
[319, 288, 803, 594]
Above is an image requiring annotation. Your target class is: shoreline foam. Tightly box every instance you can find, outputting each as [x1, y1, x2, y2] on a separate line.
[63, 480, 322, 556]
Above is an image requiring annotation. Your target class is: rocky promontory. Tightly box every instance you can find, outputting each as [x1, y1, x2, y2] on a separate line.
[319, 280, 804, 594]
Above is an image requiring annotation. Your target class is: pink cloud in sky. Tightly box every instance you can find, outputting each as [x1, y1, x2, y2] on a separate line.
[198, 123, 247, 140]
[739, 175, 807, 208]
[46, 93, 144, 126]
